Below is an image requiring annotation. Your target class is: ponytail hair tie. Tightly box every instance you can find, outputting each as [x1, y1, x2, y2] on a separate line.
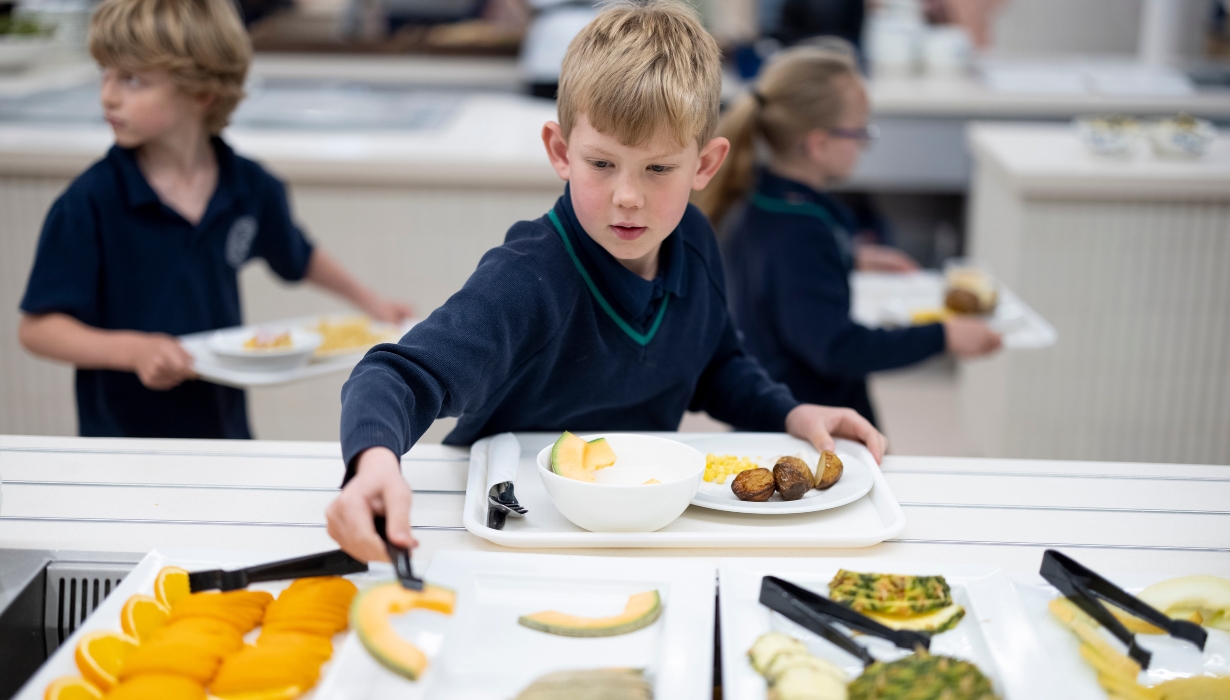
[751, 89, 766, 107]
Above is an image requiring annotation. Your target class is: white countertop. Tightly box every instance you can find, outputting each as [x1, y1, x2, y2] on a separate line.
[969, 122, 1230, 200]
[1, 433, 1227, 575]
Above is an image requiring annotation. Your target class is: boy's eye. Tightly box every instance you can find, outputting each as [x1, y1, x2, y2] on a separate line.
[590, 160, 612, 169]
[648, 165, 674, 174]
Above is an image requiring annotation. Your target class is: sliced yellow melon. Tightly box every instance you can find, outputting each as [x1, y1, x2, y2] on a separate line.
[1138, 576, 1230, 626]
[550, 432, 590, 482]
[862, 603, 966, 633]
[583, 438, 617, 472]
[351, 582, 455, 681]
[517, 590, 661, 637]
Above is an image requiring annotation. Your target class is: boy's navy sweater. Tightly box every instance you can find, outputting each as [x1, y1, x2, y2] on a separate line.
[724, 170, 945, 425]
[339, 186, 798, 471]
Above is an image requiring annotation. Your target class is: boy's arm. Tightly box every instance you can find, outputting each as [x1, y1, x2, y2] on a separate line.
[304, 249, 414, 324]
[19, 312, 196, 390]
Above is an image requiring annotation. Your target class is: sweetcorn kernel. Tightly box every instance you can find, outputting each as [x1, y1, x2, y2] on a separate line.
[703, 454, 760, 484]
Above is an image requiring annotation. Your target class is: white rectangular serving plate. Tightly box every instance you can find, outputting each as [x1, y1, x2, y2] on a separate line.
[1013, 573, 1230, 699]
[315, 551, 716, 700]
[181, 315, 416, 388]
[13, 547, 388, 700]
[462, 433, 906, 549]
[719, 558, 1061, 700]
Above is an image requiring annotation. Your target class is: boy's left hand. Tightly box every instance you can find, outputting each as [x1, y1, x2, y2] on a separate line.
[363, 298, 415, 325]
[785, 404, 887, 463]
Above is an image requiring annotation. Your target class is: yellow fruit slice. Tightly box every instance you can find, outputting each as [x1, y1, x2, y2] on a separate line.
[154, 566, 191, 609]
[119, 594, 170, 642]
[43, 676, 102, 700]
[104, 674, 204, 700]
[73, 631, 137, 692]
[169, 590, 273, 633]
[211, 687, 303, 700]
[117, 638, 226, 684]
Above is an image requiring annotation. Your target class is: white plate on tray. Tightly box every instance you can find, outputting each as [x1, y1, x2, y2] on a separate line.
[719, 558, 1061, 700]
[316, 551, 715, 700]
[461, 432, 906, 549]
[1013, 574, 1230, 699]
[12, 547, 388, 700]
[687, 434, 874, 514]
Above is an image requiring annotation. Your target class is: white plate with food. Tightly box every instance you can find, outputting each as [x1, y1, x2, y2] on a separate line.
[209, 326, 323, 371]
[317, 551, 716, 700]
[310, 315, 402, 360]
[719, 558, 1060, 700]
[686, 434, 874, 515]
[1013, 572, 1230, 700]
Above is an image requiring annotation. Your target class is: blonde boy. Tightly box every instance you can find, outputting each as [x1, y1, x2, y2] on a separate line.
[326, 0, 885, 560]
[20, 0, 410, 439]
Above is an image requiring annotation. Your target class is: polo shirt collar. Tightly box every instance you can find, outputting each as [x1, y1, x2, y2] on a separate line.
[109, 137, 242, 220]
[756, 168, 857, 231]
[555, 184, 687, 325]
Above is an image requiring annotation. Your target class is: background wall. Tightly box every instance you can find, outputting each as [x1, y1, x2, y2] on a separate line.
[991, 0, 1144, 56]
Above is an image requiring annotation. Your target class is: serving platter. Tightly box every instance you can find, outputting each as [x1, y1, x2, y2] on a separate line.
[688, 434, 874, 514]
[718, 558, 1061, 700]
[12, 547, 386, 700]
[316, 551, 716, 700]
[1012, 573, 1230, 699]
[462, 432, 906, 549]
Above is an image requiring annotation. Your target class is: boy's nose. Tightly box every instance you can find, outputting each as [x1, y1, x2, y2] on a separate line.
[612, 176, 643, 209]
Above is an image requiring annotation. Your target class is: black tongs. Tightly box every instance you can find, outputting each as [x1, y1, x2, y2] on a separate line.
[189, 549, 368, 592]
[1040, 549, 1207, 669]
[373, 515, 423, 591]
[759, 576, 931, 667]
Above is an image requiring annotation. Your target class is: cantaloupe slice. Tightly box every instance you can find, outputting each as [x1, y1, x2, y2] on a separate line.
[550, 432, 590, 482]
[351, 583, 456, 680]
[517, 590, 661, 637]
[583, 438, 617, 472]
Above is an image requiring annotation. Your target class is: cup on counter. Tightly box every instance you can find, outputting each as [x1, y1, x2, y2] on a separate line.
[1150, 114, 1216, 159]
[1074, 115, 1142, 156]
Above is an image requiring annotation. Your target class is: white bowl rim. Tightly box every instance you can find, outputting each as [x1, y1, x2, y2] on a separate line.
[209, 327, 322, 358]
[535, 433, 704, 489]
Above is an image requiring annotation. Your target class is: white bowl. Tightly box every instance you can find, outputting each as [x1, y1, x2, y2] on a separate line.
[208, 327, 322, 372]
[1150, 116, 1216, 158]
[535, 433, 704, 532]
[1074, 115, 1140, 156]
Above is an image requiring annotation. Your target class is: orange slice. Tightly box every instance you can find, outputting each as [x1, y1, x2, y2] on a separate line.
[104, 674, 204, 700]
[154, 566, 191, 609]
[211, 686, 303, 700]
[119, 594, 169, 642]
[117, 638, 225, 684]
[43, 676, 102, 700]
[73, 631, 137, 692]
[169, 590, 273, 633]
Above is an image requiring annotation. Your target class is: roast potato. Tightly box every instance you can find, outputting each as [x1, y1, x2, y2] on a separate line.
[773, 457, 812, 501]
[944, 288, 982, 315]
[732, 468, 776, 502]
[814, 450, 843, 490]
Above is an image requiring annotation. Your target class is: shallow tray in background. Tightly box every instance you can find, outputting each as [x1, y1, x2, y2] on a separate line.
[461, 432, 906, 549]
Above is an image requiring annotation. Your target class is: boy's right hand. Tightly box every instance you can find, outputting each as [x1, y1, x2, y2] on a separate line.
[326, 447, 416, 563]
[943, 316, 1003, 358]
[132, 334, 197, 390]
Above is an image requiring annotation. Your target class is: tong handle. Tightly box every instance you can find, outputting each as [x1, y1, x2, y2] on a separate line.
[374, 515, 423, 591]
[191, 549, 367, 591]
[762, 577, 930, 655]
[760, 578, 876, 667]
[1040, 550, 1208, 670]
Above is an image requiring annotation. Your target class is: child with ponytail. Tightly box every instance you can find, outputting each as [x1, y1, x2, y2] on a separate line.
[696, 44, 1001, 426]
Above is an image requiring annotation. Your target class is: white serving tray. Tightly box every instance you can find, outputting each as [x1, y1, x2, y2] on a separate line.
[12, 547, 388, 700]
[851, 271, 1057, 349]
[317, 551, 716, 700]
[1013, 573, 1230, 699]
[180, 316, 416, 388]
[719, 558, 1062, 700]
[462, 432, 906, 549]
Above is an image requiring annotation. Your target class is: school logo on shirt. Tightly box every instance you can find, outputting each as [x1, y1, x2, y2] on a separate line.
[225, 215, 259, 268]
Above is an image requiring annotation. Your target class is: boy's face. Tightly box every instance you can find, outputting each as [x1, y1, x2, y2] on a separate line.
[543, 114, 729, 279]
[100, 66, 212, 147]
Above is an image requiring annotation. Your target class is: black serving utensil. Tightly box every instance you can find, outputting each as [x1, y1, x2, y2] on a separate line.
[1040, 549, 1207, 670]
[759, 576, 931, 668]
[373, 515, 423, 591]
[188, 549, 368, 593]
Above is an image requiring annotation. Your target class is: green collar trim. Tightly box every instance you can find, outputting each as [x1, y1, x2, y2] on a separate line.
[751, 192, 843, 231]
[547, 208, 670, 347]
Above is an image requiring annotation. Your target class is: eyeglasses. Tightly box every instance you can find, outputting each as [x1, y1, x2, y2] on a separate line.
[827, 125, 879, 142]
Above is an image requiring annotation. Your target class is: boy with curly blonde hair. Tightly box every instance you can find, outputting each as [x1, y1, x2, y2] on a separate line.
[327, 0, 887, 560]
[20, 0, 410, 439]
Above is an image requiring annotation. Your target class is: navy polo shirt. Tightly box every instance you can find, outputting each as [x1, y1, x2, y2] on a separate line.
[339, 184, 798, 473]
[723, 169, 945, 425]
[20, 138, 314, 438]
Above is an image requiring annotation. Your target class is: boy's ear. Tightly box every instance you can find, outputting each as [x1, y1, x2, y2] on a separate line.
[542, 121, 571, 181]
[692, 136, 731, 191]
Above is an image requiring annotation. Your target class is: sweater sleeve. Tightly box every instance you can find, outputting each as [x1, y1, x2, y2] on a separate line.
[772, 235, 946, 380]
[339, 242, 565, 479]
[689, 314, 800, 431]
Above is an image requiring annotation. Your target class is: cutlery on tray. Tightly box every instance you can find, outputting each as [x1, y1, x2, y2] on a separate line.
[188, 549, 368, 592]
[759, 575, 931, 667]
[374, 514, 424, 591]
[1040, 549, 1207, 669]
[486, 432, 527, 530]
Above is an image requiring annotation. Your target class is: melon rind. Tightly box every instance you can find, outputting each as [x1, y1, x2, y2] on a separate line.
[517, 591, 662, 638]
[550, 432, 590, 482]
[351, 582, 455, 681]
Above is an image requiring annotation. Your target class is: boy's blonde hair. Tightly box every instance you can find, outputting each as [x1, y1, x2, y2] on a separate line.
[694, 43, 860, 225]
[89, 0, 252, 135]
[558, 0, 721, 149]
